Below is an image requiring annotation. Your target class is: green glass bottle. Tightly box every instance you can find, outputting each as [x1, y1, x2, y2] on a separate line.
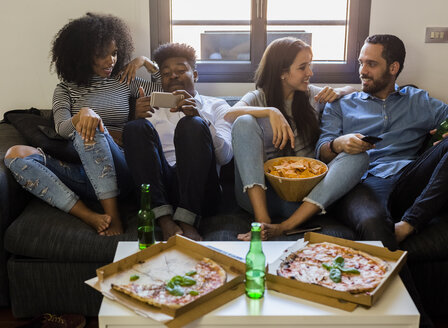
[427, 118, 448, 148]
[138, 184, 156, 250]
[245, 222, 266, 299]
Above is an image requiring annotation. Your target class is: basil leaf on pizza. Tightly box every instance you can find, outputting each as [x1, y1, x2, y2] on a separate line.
[277, 242, 389, 294]
[329, 268, 342, 283]
[111, 258, 227, 309]
[130, 274, 140, 281]
[322, 255, 360, 283]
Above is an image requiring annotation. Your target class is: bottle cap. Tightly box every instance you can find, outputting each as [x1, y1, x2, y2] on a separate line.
[141, 184, 150, 191]
[251, 222, 262, 231]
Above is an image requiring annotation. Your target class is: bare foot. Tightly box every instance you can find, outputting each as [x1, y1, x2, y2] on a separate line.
[261, 223, 284, 240]
[85, 213, 111, 233]
[159, 216, 183, 240]
[395, 221, 415, 243]
[237, 231, 251, 241]
[104, 217, 123, 236]
[237, 223, 283, 241]
[177, 221, 202, 241]
[69, 201, 112, 233]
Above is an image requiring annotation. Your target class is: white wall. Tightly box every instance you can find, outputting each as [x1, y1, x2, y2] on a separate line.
[369, 0, 448, 102]
[0, 0, 151, 116]
[1, 0, 447, 118]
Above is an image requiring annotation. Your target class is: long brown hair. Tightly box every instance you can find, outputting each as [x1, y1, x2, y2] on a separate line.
[255, 37, 320, 147]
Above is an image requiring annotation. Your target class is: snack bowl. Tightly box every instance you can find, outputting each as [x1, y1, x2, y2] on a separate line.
[264, 156, 328, 202]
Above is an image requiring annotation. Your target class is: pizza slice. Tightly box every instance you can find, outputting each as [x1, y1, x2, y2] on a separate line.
[111, 257, 227, 309]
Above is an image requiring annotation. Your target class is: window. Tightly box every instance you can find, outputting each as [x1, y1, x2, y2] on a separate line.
[150, 0, 371, 83]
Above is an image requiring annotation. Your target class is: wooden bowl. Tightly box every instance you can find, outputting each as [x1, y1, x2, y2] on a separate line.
[264, 156, 328, 202]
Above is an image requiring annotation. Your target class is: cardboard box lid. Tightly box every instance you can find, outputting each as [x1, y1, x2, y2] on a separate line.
[85, 235, 246, 327]
[267, 232, 407, 309]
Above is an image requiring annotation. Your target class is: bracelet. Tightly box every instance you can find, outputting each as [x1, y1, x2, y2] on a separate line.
[329, 139, 338, 154]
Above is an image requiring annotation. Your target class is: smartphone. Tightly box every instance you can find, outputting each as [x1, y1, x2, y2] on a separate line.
[362, 136, 383, 144]
[285, 226, 322, 236]
[150, 92, 184, 108]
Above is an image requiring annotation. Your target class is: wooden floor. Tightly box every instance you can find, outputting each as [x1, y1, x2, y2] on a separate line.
[0, 307, 98, 328]
[1, 306, 448, 327]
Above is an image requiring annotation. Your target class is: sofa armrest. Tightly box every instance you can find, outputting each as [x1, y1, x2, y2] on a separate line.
[0, 121, 32, 306]
[0, 122, 31, 231]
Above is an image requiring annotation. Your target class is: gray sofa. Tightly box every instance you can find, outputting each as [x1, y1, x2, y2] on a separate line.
[1, 104, 448, 320]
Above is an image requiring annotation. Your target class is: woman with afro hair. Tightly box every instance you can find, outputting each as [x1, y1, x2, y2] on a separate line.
[4, 13, 162, 235]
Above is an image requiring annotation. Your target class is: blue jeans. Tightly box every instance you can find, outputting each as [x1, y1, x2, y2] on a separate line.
[122, 118, 221, 226]
[389, 137, 448, 231]
[232, 115, 369, 219]
[335, 136, 448, 251]
[5, 130, 132, 212]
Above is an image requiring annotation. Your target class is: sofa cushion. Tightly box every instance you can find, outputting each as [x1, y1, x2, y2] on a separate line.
[4, 110, 80, 163]
[7, 258, 104, 318]
[4, 198, 138, 262]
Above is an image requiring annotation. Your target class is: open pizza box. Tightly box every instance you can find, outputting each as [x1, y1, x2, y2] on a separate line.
[266, 232, 407, 311]
[85, 235, 246, 328]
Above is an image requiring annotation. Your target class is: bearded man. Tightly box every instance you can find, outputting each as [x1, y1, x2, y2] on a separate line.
[317, 34, 448, 248]
[316, 34, 448, 328]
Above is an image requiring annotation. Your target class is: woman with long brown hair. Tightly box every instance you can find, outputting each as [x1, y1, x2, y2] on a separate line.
[225, 37, 369, 240]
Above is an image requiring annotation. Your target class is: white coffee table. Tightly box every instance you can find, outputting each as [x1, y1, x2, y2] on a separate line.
[98, 241, 419, 328]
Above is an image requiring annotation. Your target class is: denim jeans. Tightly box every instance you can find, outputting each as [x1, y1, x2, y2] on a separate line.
[4, 130, 131, 212]
[389, 136, 448, 232]
[122, 117, 221, 226]
[334, 174, 399, 250]
[335, 137, 448, 251]
[232, 114, 369, 219]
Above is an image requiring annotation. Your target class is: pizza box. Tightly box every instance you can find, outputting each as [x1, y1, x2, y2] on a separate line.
[266, 232, 408, 310]
[85, 235, 246, 328]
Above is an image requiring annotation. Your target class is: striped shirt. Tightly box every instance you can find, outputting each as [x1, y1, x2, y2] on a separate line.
[53, 74, 163, 138]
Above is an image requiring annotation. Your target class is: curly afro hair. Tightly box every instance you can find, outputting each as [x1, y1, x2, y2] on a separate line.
[153, 43, 197, 70]
[51, 12, 134, 86]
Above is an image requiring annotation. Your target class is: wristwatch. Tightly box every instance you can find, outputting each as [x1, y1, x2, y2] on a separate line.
[329, 139, 339, 154]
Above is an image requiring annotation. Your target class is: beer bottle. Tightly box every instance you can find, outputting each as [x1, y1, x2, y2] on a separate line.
[427, 118, 448, 148]
[245, 222, 266, 299]
[138, 184, 156, 250]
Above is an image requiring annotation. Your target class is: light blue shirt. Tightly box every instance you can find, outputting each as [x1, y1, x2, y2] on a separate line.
[316, 85, 448, 178]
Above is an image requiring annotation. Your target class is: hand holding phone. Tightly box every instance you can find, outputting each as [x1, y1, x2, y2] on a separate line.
[362, 136, 383, 144]
[150, 92, 184, 108]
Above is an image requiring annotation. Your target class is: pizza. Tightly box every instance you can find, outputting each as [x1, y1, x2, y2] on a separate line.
[277, 242, 389, 294]
[111, 258, 227, 309]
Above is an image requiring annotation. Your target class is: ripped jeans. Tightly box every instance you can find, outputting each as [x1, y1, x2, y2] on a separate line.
[4, 130, 131, 213]
[232, 115, 369, 219]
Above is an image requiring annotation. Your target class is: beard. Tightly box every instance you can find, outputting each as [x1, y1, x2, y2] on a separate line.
[360, 69, 394, 95]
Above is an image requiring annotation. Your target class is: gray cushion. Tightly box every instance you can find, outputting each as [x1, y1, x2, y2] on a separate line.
[4, 198, 138, 262]
[7, 257, 104, 318]
[4, 111, 80, 163]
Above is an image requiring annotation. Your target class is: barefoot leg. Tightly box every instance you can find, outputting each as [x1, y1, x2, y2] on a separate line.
[247, 186, 272, 224]
[69, 200, 111, 233]
[100, 197, 123, 236]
